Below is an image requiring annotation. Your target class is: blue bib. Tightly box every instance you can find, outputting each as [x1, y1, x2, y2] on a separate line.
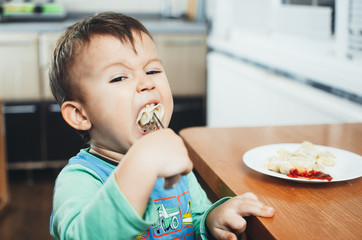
[50, 151, 195, 239]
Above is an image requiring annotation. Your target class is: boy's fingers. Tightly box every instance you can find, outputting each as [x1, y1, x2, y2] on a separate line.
[210, 214, 246, 239]
[239, 192, 259, 201]
[225, 215, 247, 235]
[213, 228, 238, 240]
[235, 198, 275, 217]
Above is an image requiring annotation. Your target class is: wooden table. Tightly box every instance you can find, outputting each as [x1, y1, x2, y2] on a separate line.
[0, 101, 9, 212]
[180, 123, 362, 240]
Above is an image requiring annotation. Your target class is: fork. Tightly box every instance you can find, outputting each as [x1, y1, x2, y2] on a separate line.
[152, 112, 165, 129]
[152, 112, 182, 189]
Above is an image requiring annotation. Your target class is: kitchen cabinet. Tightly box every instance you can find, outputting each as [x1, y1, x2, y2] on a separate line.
[0, 32, 207, 100]
[0, 33, 40, 100]
[39, 32, 61, 100]
[3, 101, 84, 169]
[4, 102, 42, 165]
[153, 34, 207, 96]
[45, 101, 84, 161]
[0, 102, 8, 212]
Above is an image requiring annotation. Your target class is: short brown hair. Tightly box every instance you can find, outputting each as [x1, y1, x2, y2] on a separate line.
[49, 12, 152, 142]
[50, 12, 152, 105]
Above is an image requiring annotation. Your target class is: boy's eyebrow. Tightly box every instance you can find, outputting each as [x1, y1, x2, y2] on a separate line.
[102, 61, 132, 71]
[102, 58, 163, 71]
[144, 58, 163, 67]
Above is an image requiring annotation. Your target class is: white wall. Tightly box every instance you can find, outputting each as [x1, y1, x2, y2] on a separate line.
[57, 0, 187, 14]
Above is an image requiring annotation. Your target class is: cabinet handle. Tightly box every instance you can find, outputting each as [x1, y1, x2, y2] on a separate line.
[163, 39, 204, 46]
[173, 102, 203, 112]
[49, 104, 61, 113]
[0, 42, 35, 46]
[3, 105, 37, 114]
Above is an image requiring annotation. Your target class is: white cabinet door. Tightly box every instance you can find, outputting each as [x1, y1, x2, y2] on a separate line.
[0, 33, 40, 100]
[207, 52, 362, 127]
[39, 32, 61, 100]
[153, 34, 207, 96]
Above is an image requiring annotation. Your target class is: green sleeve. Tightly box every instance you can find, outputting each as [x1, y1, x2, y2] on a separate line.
[187, 171, 231, 240]
[50, 164, 157, 240]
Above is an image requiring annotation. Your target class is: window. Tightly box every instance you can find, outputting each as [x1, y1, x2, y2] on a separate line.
[282, 0, 335, 34]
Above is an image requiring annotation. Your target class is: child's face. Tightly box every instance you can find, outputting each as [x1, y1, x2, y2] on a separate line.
[71, 32, 173, 154]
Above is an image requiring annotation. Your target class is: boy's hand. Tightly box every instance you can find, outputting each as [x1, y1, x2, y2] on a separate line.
[206, 192, 274, 240]
[134, 128, 193, 179]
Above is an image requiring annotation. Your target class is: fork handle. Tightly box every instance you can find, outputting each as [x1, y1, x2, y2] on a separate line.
[164, 175, 182, 189]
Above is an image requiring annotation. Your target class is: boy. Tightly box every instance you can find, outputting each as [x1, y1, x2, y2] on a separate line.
[49, 12, 274, 240]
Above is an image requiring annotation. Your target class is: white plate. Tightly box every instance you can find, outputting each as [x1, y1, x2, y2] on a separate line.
[243, 143, 362, 183]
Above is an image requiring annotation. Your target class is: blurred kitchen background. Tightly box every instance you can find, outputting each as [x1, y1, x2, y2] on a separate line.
[0, 0, 361, 239]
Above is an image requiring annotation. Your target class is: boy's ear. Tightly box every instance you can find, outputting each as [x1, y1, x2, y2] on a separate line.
[61, 101, 92, 131]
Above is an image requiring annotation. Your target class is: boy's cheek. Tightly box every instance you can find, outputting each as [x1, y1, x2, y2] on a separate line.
[163, 96, 173, 124]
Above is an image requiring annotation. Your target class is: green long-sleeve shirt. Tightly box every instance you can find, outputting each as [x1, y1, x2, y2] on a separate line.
[50, 149, 229, 239]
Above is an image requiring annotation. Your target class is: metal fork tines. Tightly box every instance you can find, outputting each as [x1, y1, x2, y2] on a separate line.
[152, 112, 165, 129]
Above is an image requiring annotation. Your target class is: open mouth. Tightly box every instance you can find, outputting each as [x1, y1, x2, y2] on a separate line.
[136, 103, 164, 134]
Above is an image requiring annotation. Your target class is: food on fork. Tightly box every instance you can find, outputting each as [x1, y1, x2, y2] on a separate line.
[137, 103, 164, 133]
[264, 141, 335, 181]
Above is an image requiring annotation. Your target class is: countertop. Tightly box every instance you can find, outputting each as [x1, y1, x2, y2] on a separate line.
[180, 123, 362, 240]
[208, 33, 362, 104]
[0, 13, 207, 34]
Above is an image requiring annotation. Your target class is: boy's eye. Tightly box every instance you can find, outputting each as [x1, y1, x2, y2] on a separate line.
[146, 70, 161, 75]
[110, 76, 126, 83]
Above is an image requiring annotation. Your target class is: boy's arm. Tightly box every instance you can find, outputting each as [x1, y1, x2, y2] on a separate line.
[51, 129, 192, 239]
[114, 128, 193, 216]
[187, 171, 231, 239]
[51, 165, 156, 239]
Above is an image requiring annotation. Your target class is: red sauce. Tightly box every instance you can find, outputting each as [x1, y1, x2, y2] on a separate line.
[287, 168, 333, 182]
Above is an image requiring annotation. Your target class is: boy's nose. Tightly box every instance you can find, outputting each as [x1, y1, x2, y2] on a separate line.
[137, 75, 156, 92]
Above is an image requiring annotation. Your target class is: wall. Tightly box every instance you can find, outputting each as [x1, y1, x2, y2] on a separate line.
[58, 0, 187, 14]
[1, 0, 188, 14]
